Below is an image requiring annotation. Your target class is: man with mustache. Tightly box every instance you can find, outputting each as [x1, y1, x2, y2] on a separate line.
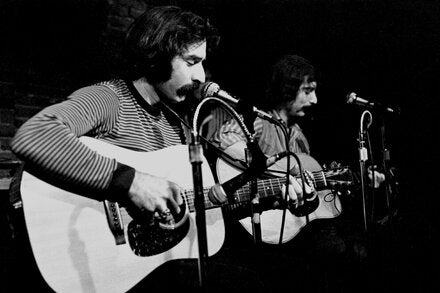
[210, 54, 367, 292]
[10, 5, 266, 292]
[212, 55, 318, 205]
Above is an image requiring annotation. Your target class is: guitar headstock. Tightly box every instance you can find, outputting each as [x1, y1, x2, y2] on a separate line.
[322, 164, 356, 189]
[323, 165, 357, 199]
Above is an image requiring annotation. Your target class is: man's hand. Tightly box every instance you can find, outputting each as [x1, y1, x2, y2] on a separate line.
[368, 166, 386, 188]
[281, 174, 314, 207]
[127, 170, 183, 222]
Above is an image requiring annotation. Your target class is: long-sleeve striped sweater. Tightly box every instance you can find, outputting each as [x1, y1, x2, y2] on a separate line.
[11, 79, 186, 202]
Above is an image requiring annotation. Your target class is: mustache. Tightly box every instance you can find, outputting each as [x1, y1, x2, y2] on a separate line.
[176, 81, 201, 97]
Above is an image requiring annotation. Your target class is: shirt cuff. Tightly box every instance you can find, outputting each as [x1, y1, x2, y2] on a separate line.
[107, 163, 135, 203]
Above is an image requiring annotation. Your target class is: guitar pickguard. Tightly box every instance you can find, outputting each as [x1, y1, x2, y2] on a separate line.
[128, 218, 190, 257]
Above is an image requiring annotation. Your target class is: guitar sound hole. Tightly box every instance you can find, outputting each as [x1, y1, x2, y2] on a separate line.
[127, 215, 190, 257]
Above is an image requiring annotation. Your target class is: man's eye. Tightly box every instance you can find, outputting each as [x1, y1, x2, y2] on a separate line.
[186, 59, 201, 66]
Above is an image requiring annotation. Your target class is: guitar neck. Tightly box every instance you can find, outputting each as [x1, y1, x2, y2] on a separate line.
[181, 163, 352, 212]
[229, 168, 349, 204]
[180, 180, 285, 213]
[178, 172, 324, 212]
[182, 188, 217, 213]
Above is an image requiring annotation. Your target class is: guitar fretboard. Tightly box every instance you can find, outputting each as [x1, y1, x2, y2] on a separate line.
[180, 168, 340, 213]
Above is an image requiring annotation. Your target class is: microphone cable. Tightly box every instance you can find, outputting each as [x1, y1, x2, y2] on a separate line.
[160, 99, 248, 169]
[193, 97, 253, 142]
[275, 121, 308, 246]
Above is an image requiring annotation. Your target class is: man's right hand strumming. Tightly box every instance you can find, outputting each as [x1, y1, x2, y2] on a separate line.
[128, 171, 183, 220]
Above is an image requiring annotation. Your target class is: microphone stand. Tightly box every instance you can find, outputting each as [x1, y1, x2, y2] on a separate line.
[238, 100, 265, 245]
[379, 114, 395, 224]
[358, 110, 372, 233]
[245, 145, 262, 245]
[274, 120, 296, 245]
[359, 130, 369, 233]
[159, 99, 209, 290]
[380, 110, 398, 225]
[188, 133, 208, 291]
[189, 96, 260, 289]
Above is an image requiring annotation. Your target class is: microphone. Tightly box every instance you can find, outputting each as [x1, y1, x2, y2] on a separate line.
[346, 92, 400, 115]
[208, 169, 255, 205]
[200, 82, 275, 121]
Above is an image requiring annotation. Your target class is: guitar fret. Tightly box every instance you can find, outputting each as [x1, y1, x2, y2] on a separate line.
[319, 171, 327, 187]
[256, 180, 265, 198]
[235, 189, 243, 202]
[264, 179, 272, 198]
[313, 173, 323, 188]
[268, 179, 276, 197]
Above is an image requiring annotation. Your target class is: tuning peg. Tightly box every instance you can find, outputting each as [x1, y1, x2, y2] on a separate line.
[330, 161, 341, 169]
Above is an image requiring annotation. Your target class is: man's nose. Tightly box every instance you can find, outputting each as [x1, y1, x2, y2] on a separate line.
[192, 63, 206, 83]
[309, 92, 318, 104]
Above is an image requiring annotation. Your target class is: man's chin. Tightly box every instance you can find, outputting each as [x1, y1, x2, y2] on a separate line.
[167, 96, 186, 103]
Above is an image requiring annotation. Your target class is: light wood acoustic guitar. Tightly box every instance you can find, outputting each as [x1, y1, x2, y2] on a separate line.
[216, 147, 353, 244]
[20, 137, 352, 292]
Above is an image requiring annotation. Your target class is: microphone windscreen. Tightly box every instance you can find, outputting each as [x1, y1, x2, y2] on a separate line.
[345, 92, 357, 104]
[201, 82, 220, 98]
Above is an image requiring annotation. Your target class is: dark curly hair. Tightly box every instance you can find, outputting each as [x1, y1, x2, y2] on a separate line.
[262, 55, 317, 111]
[123, 6, 219, 83]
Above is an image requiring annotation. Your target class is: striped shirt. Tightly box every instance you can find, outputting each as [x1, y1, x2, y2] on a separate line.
[211, 109, 310, 157]
[11, 79, 186, 201]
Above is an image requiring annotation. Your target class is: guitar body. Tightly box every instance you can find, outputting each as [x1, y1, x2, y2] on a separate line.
[20, 137, 224, 293]
[217, 153, 342, 244]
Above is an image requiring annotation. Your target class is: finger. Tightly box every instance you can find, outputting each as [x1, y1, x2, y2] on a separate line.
[290, 164, 300, 176]
[167, 197, 181, 215]
[281, 182, 298, 201]
[172, 183, 184, 206]
[288, 184, 296, 201]
[289, 175, 309, 194]
[156, 208, 173, 223]
[300, 179, 312, 194]
[292, 178, 303, 196]
[156, 201, 169, 215]
[168, 183, 182, 213]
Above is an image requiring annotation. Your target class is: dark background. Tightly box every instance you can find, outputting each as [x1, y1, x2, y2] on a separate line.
[1, 0, 439, 291]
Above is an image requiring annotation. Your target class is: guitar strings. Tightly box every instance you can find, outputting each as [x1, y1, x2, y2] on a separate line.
[181, 168, 352, 212]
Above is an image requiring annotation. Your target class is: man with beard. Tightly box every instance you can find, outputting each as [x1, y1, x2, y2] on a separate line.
[9, 6, 265, 293]
[210, 54, 368, 292]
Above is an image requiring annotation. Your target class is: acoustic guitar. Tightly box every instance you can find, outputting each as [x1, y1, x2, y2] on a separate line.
[20, 137, 352, 292]
[216, 149, 352, 244]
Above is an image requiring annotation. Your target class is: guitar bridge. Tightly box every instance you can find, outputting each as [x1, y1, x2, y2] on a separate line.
[103, 200, 126, 245]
